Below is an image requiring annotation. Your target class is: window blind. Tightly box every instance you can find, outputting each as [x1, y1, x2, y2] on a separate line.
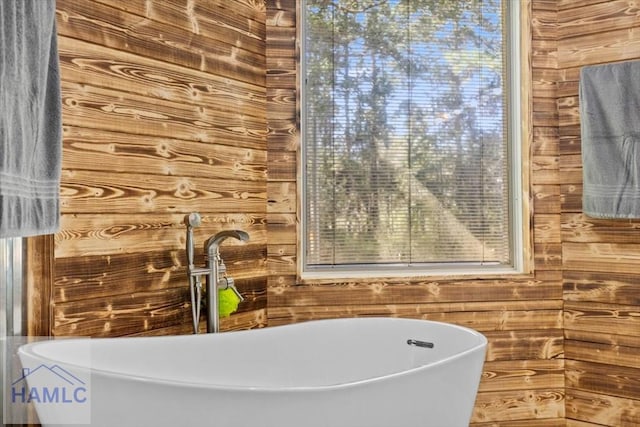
[303, 0, 512, 269]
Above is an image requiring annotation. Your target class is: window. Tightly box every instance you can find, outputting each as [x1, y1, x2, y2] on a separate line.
[301, 0, 524, 277]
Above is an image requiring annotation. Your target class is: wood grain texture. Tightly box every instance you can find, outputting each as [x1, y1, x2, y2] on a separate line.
[558, 27, 640, 69]
[533, 184, 561, 214]
[559, 0, 640, 424]
[566, 360, 640, 400]
[564, 271, 640, 305]
[563, 242, 640, 274]
[25, 235, 55, 337]
[473, 420, 566, 427]
[263, 1, 568, 424]
[480, 360, 565, 393]
[566, 389, 640, 426]
[58, 36, 266, 118]
[561, 213, 640, 243]
[57, 0, 265, 85]
[50, 0, 268, 337]
[472, 389, 565, 423]
[55, 213, 266, 257]
[62, 127, 266, 181]
[60, 169, 266, 214]
[558, 0, 640, 39]
[565, 301, 640, 338]
[17, 0, 639, 425]
[61, 80, 267, 148]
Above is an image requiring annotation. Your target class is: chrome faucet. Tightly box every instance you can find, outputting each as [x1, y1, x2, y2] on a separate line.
[183, 213, 249, 333]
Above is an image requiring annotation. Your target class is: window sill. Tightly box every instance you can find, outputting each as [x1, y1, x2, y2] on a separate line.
[298, 264, 534, 284]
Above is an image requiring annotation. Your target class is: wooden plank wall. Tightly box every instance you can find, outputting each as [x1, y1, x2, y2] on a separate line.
[36, 0, 639, 424]
[557, 1, 640, 426]
[53, 0, 268, 337]
[266, 1, 567, 425]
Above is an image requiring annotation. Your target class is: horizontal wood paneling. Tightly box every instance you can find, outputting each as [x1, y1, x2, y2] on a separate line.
[92, 0, 267, 55]
[62, 127, 266, 180]
[53, 0, 267, 338]
[61, 81, 267, 148]
[269, 304, 563, 333]
[562, 213, 640, 243]
[566, 389, 640, 426]
[565, 301, 640, 337]
[564, 242, 640, 275]
[474, 420, 565, 427]
[564, 271, 640, 305]
[54, 287, 192, 336]
[565, 336, 640, 370]
[268, 276, 563, 306]
[55, 213, 266, 257]
[558, 1, 640, 39]
[533, 184, 562, 214]
[559, 0, 640, 424]
[30, 0, 640, 424]
[60, 170, 266, 213]
[480, 360, 565, 392]
[57, 0, 265, 85]
[58, 36, 266, 117]
[566, 327, 640, 346]
[472, 389, 565, 423]
[566, 360, 640, 400]
[558, 27, 640, 69]
[265, 1, 567, 424]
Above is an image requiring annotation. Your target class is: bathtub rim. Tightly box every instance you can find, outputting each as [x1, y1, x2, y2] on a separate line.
[18, 317, 488, 393]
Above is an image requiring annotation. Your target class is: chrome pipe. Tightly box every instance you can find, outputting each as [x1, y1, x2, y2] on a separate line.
[204, 230, 249, 333]
[183, 213, 202, 334]
[183, 213, 249, 334]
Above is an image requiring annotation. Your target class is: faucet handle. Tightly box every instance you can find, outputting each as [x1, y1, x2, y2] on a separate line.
[184, 212, 201, 268]
[183, 212, 202, 228]
[217, 259, 227, 274]
[218, 276, 245, 302]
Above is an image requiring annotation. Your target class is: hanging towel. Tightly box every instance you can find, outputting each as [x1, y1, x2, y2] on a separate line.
[0, 0, 62, 238]
[579, 60, 640, 218]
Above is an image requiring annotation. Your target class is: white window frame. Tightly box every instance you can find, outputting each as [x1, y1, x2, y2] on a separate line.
[298, 0, 531, 280]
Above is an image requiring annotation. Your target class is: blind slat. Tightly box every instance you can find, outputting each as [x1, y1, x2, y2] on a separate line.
[304, 0, 512, 268]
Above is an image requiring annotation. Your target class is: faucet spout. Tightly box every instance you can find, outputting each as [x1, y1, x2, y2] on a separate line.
[183, 214, 250, 334]
[204, 229, 249, 333]
[183, 213, 202, 334]
[205, 230, 249, 255]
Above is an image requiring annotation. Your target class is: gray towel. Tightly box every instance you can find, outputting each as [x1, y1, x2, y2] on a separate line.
[0, 0, 62, 237]
[579, 60, 640, 218]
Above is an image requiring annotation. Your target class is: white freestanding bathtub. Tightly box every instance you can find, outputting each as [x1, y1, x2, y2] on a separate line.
[18, 318, 487, 427]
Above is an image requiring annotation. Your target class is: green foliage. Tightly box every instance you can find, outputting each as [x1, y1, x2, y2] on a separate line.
[305, 0, 510, 265]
